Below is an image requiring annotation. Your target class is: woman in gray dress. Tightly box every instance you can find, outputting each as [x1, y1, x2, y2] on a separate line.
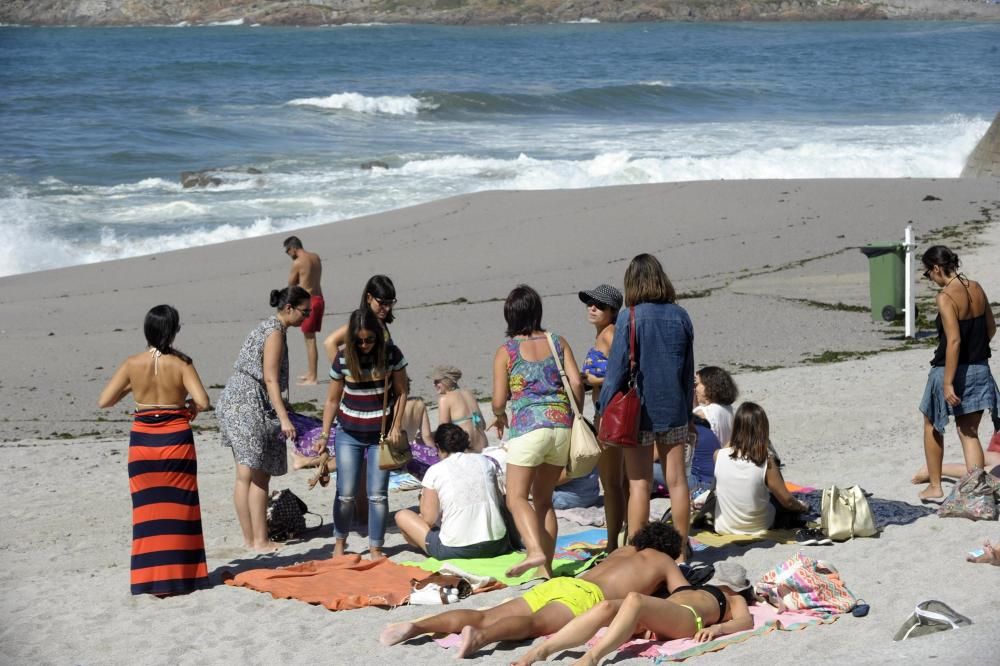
[217, 286, 311, 553]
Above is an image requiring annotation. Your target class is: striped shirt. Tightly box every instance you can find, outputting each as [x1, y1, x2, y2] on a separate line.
[330, 344, 407, 442]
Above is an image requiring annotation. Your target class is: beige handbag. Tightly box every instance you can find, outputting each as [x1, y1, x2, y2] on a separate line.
[545, 332, 602, 478]
[377, 368, 411, 471]
[821, 485, 877, 541]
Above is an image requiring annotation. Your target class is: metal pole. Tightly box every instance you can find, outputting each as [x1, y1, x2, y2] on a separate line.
[904, 223, 915, 338]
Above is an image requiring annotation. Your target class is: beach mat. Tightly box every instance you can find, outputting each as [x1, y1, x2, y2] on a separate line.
[799, 490, 935, 529]
[405, 529, 609, 585]
[223, 554, 431, 611]
[603, 603, 837, 662]
[689, 528, 799, 548]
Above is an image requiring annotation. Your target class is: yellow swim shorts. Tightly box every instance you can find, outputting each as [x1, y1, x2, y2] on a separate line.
[506, 427, 571, 467]
[522, 577, 605, 617]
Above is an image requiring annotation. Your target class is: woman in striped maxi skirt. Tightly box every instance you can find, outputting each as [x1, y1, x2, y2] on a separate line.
[100, 305, 211, 596]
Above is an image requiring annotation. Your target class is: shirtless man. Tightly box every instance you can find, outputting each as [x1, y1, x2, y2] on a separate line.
[379, 522, 684, 659]
[284, 236, 324, 384]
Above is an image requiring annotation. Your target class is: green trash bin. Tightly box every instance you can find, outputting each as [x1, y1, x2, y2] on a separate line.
[860, 243, 905, 322]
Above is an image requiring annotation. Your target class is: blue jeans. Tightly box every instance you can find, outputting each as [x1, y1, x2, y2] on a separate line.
[333, 427, 389, 548]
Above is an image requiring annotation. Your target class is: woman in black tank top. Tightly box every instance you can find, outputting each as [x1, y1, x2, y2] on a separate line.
[917, 245, 999, 502]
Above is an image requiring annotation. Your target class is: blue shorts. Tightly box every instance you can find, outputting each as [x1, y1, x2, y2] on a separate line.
[919, 362, 1000, 434]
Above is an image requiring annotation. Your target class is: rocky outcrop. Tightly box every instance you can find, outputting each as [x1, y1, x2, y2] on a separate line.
[962, 112, 1000, 179]
[2, 0, 998, 26]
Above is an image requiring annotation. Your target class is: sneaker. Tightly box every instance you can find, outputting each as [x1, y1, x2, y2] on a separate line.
[795, 528, 832, 546]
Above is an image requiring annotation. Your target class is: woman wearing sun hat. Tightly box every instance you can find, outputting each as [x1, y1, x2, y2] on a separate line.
[561, 284, 622, 520]
[511, 561, 755, 666]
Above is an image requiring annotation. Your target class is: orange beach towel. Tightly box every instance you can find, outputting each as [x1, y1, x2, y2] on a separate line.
[224, 554, 432, 611]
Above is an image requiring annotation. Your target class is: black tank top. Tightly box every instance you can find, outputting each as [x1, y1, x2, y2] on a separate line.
[930, 280, 992, 367]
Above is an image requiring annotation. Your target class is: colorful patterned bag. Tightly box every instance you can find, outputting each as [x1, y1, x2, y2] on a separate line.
[754, 552, 857, 615]
[937, 467, 1000, 521]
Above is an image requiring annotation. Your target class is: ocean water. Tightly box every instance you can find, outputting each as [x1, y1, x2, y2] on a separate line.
[1, 21, 998, 276]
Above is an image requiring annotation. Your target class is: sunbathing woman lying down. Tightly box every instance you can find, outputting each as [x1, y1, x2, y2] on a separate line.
[380, 522, 683, 659]
[512, 561, 754, 666]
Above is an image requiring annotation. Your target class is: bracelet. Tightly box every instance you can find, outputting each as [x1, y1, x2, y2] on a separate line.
[492, 409, 506, 417]
[317, 432, 330, 440]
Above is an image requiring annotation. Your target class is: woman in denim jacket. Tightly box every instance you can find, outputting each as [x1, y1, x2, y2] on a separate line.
[598, 254, 694, 557]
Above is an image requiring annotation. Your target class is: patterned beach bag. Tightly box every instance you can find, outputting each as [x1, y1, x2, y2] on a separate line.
[755, 552, 857, 615]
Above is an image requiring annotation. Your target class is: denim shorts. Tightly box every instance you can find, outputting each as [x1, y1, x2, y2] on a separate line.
[919, 361, 1000, 434]
[425, 530, 510, 560]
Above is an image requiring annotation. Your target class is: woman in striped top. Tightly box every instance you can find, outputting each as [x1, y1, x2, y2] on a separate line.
[98, 305, 211, 595]
[319, 308, 408, 559]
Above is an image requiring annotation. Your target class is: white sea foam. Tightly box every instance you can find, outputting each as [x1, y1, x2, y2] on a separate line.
[564, 18, 601, 24]
[2, 116, 988, 277]
[287, 92, 435, 115]
[639, 80, 672, 87]
[204, 19, 246, 26]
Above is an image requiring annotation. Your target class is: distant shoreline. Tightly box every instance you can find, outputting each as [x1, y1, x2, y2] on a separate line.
[2, 0, 999, 28]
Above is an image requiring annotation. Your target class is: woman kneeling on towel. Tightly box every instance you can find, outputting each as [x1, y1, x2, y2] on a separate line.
[394, 423, 511, 560]
[512, 562, 754, 666]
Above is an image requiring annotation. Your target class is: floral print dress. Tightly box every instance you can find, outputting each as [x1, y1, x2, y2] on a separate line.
[216, 316, 289, 476]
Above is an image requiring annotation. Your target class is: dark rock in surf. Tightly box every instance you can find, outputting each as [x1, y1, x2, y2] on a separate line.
[180, 171, 223, 188]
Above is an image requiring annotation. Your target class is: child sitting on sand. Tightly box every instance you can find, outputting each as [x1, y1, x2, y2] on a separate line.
[380, 522, 684, 659]
[713, 402, 808, 534]
[512, 562, 754, 666]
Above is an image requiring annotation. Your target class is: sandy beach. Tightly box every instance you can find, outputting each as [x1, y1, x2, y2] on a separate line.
[2, 177, 999, 664]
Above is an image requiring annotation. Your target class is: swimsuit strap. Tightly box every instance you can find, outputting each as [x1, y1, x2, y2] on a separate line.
[135, 402, 184, 410]
[672, 584, 727, 622]
[679, 604, 703, 632]
[148, 347, 162, 375]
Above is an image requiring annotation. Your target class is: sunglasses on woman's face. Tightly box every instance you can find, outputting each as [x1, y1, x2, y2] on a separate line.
[586, 300, 611, 311]
[373, 296, 396, 307]
[355, 336, 377, 346]
[922, 268, 932, 280]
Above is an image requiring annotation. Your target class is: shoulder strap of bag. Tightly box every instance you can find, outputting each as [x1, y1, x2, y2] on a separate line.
[545, 332, 581, 417]
[379, 364, 392, 440]
[627, 306, 636, 380]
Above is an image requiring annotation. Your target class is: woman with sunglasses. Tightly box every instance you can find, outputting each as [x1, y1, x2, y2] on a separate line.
[216, 286, 312, 553]
[323, 274, 398, 361]
[319, 308, 408, 559]
[917, 245, 999, 502]
[575, 285, 624, 541]
[320, 275, 399, 521]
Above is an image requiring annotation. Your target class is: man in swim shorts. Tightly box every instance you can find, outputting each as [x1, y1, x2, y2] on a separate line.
[284, 236, 324, 384]
[379, 522, 684, 659]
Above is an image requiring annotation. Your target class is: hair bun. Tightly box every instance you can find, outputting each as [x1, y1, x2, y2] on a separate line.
[269, 289, 281, 307]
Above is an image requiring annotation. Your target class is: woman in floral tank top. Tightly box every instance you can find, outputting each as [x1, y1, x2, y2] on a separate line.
[490, 285, 584, 579]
